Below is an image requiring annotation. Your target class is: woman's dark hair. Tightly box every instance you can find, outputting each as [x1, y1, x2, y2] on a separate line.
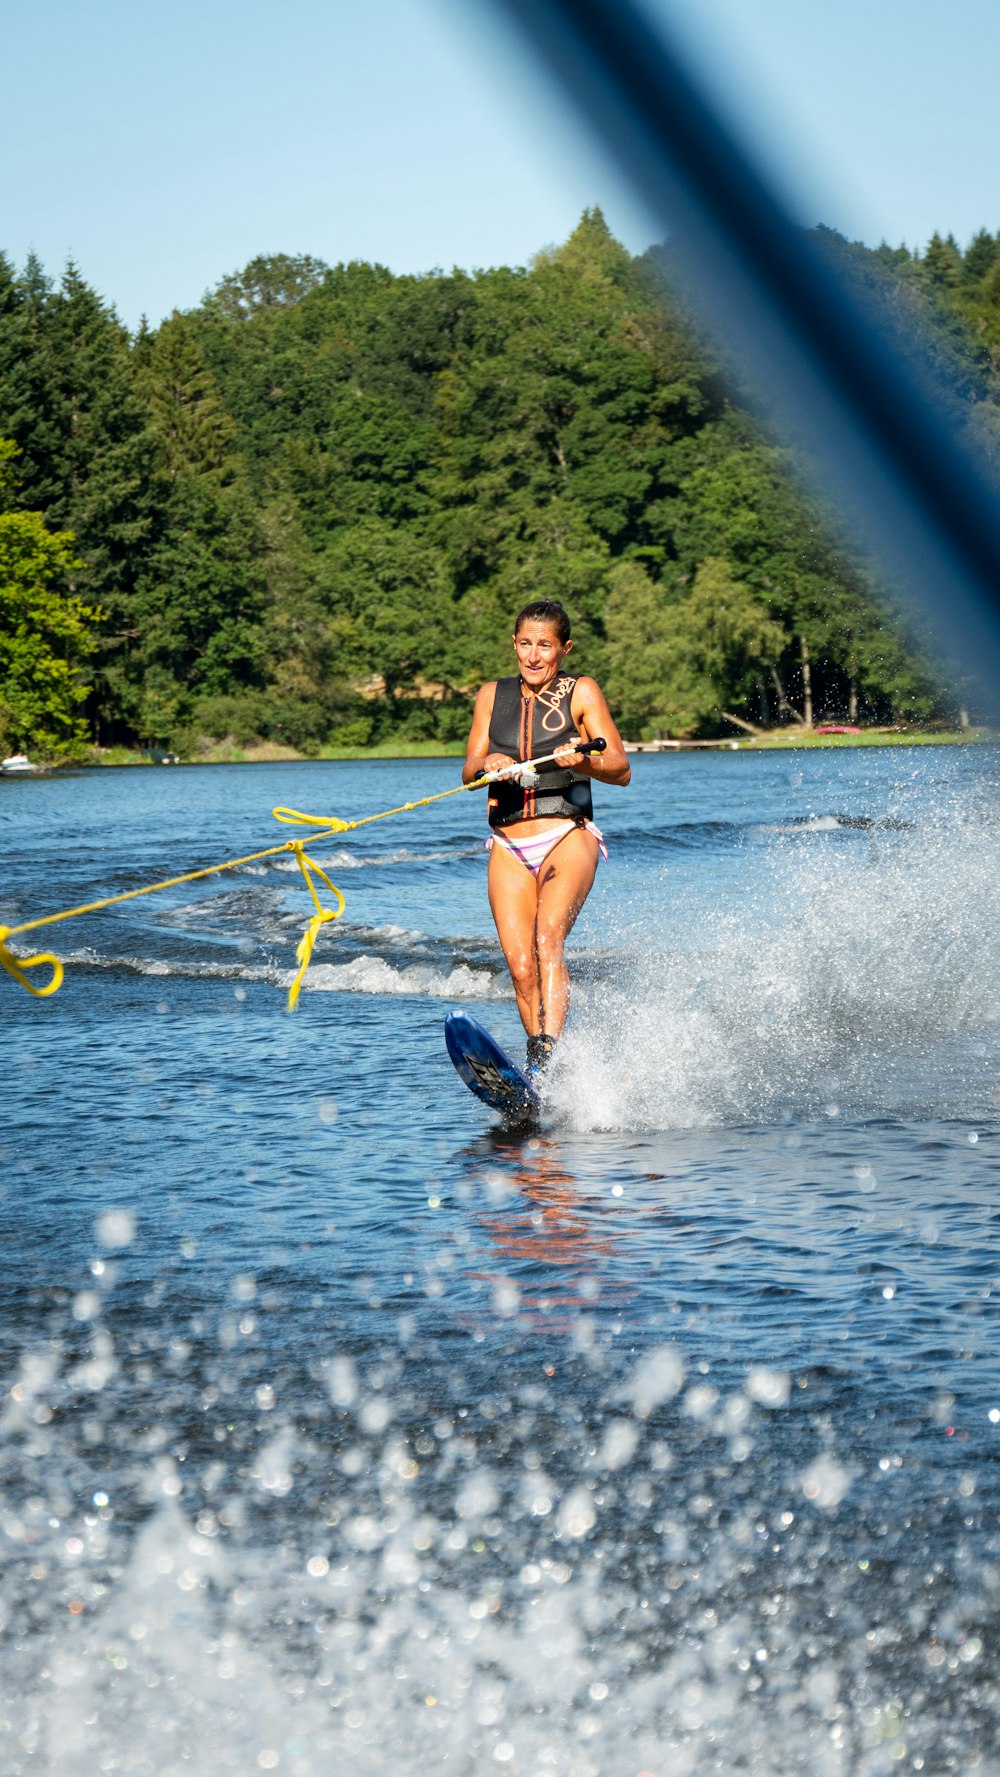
[513, 599, 572, 643]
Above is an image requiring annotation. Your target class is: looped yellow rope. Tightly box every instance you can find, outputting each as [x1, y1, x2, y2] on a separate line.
[286, 845, 346, 1010]
[0, 928, 64, 998]
[273, 807, 351, 834]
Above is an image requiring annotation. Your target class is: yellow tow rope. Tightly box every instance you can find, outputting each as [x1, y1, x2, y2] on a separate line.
[0, 775, 486, 1012]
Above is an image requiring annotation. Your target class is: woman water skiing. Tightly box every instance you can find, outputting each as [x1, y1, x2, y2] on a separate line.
[462, 599, 631, 1076]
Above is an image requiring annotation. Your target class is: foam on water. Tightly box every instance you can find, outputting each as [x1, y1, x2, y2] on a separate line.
[554, 796, 1000, 1130]
[10, 919, 501, 1001]
[299, 956, 502, 999]
[6, 941, 502, 1001]
[21, 946, 285, 986]
[270, 845, 482, 873]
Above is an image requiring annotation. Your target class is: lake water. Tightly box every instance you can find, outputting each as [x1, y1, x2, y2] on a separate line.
[3, 745, 1000, 1775]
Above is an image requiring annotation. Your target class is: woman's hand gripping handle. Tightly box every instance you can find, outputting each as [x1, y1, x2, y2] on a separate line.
[476, 737, 607, 786]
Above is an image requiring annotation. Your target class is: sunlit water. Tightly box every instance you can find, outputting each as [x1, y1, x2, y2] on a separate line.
[3, 747, 1000, 1775]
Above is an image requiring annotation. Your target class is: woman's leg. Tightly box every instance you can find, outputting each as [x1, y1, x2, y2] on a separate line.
[488, 841, 544, 1034]
[534, 828, 599, 1036]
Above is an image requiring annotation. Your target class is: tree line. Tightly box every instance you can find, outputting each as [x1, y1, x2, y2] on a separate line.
[3, 211, 1000, 759]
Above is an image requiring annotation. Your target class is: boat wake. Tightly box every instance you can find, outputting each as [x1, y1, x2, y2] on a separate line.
[552, 801, 1000, 1130]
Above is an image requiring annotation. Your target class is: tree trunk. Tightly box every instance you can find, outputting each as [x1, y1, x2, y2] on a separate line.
[721, 710, 763, 735]
[848, 678, 858, 723]
[799, 636, 813, 728]
[769, 664, 804, 725]
[756, 674, 771, 726]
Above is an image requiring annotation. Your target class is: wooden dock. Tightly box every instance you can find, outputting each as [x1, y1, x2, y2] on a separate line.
[623, 738, 740, 753]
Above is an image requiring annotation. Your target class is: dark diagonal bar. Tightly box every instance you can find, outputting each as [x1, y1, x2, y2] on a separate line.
[491, 0, 1000, 702]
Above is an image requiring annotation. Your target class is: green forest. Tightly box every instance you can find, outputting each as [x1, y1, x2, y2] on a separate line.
[2, 211, 1000, 760]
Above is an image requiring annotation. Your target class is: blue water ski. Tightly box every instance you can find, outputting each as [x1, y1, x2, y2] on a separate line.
[445, 1011, 540, 1122]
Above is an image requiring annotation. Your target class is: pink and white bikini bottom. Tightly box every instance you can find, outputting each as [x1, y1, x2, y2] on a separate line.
[486, 819, 608, 879]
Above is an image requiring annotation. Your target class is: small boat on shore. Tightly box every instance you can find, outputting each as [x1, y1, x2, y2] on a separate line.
[1, 753, 42, 776]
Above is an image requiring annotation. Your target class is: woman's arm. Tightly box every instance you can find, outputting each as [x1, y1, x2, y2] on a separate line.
[561, 678, 631, 785]
[462, 682, 515, 783]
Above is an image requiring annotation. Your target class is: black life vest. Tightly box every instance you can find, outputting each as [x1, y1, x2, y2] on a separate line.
[486, 675, 594, 828]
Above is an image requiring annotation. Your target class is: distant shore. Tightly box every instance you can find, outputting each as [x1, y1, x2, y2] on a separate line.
[76, 727, 995, 767]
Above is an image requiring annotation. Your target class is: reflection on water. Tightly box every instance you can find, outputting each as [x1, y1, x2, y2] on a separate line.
[474, 1135, 634, 1294]
[3, 750, 1000, 1771]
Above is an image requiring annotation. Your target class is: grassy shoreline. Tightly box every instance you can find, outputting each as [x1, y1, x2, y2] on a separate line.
[81, 728, 993, 767]
[733, 726, 993, 751]
[86, 738, 467, 767]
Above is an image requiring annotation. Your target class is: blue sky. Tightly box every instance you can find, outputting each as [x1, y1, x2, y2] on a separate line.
[6, 0, 999, 330]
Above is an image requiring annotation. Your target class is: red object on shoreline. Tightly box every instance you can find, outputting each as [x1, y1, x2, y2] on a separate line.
[814, 724, 861, 735]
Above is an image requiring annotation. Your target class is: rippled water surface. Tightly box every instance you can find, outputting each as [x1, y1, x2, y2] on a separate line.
[4, 747, 1000, 1775]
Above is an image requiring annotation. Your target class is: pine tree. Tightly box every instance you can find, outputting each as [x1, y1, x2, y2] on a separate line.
[962, 229, 998, 287]
[134, 311, 240, 485]
[0, 254, 71, 513]
[921, 231, 963, 290]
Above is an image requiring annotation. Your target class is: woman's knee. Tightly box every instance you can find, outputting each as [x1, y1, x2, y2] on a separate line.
[506, 950, 537, 995]
[534, 922, 566, 967]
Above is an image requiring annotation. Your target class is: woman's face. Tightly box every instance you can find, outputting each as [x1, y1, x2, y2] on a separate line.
[513, 620, 573, 688]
